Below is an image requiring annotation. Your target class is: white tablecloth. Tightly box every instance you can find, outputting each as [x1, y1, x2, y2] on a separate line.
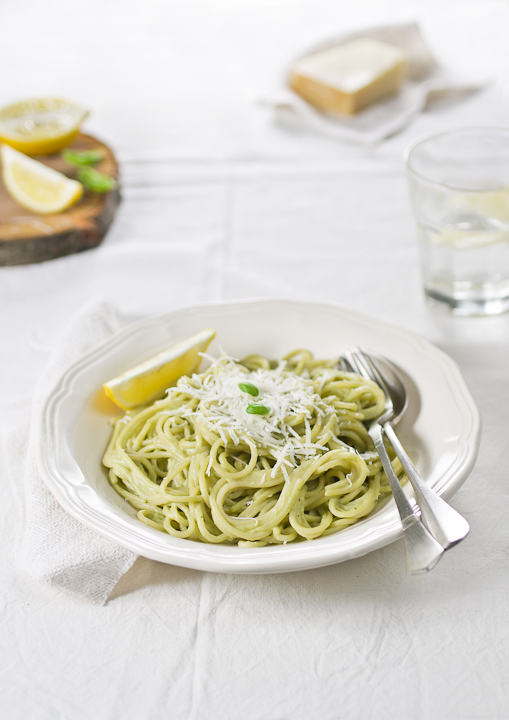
[1, 2, 509, 719]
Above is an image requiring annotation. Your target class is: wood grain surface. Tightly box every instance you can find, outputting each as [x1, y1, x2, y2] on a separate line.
[0, 133, 120, 266]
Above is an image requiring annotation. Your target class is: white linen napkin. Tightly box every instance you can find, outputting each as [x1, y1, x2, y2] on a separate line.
[7, 300, 138, 605]
[262, 22, 487, 144]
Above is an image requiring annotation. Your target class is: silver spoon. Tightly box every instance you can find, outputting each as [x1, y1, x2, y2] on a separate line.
[342, 350, 443, 573]
[344, 349, 470, 551]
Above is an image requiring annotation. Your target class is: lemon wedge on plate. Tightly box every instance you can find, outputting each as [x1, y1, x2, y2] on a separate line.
[0, 98, 89, 155]
[1, 144, 83, 214]
[103, 329, 217, 410]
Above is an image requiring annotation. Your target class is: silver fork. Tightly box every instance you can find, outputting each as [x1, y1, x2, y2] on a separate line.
[342, 349, 446, 574]
[344, 348, 470, 551]
[347, 348, 470, 564]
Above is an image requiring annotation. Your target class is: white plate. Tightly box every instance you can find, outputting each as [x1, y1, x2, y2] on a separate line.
[37, 299, 481, 573]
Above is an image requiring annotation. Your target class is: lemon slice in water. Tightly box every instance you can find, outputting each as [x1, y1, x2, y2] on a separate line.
[1, 144, 83, 214]
[103, 329, 217, 410]
[0, 98, 89, 155]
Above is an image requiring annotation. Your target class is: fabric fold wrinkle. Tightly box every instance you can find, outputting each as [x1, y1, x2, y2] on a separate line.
[6, 299, 138, 606]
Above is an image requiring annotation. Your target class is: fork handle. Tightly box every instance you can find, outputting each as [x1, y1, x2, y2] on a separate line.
[369, 423, 444, 574]
[383, 422, 470, 549]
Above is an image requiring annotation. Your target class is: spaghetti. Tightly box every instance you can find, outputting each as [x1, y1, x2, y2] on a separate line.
[103, 350, 405, 546]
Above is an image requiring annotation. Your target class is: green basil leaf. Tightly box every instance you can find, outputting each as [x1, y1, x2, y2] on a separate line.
[246, 404, 270, 415]
[62, 149, 105, 166]
[77, 166, 117, 193]
[238, 382, 259, 397]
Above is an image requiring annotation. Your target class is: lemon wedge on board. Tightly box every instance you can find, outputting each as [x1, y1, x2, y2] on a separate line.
[0, 98, 89, 155]
[1, 144, 83, 214]
[103, 329, 217, 410]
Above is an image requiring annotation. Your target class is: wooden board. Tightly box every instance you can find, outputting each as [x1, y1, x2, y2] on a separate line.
[0, 133, 120, 266]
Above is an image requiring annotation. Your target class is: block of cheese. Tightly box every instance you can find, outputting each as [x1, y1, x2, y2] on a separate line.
[289, 38, 408, 116]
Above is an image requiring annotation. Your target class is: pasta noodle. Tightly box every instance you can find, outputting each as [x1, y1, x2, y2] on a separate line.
[103, 350, 406, 546]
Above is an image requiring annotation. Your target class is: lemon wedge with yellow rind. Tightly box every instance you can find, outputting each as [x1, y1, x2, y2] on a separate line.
[0, 98, 89, 155]
[103, 329, 217, 410]
[465, 190, 509, 224]
[1, 144, 83, 214]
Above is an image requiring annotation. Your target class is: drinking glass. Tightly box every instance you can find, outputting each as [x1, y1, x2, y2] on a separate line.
[405, 127, 509, 316]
